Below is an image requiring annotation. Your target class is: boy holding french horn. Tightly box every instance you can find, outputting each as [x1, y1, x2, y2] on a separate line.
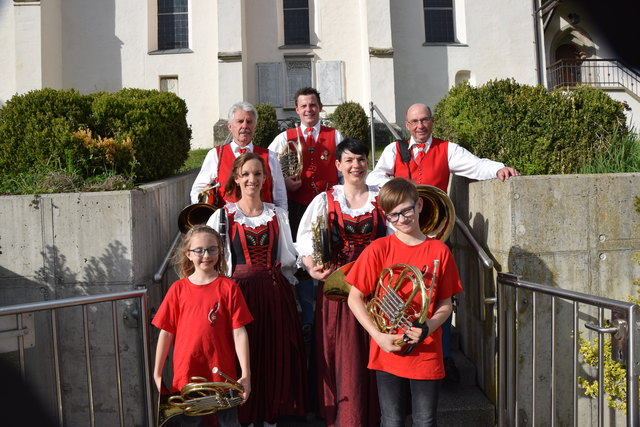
[346, 177, 463, 427]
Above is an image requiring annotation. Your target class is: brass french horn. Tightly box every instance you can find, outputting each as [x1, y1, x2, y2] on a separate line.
[367, 261, 438, 351]
[416, 185, 455, 240]
[322, 184, 454, 301]
[157, 367, 244, 426]
[278, 128, 304, 179]
[177, 203, 218, 234]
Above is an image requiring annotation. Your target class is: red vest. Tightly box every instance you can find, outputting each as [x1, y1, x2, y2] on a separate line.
[207, 144, 273, 207]
[393, 138, 450, 192]
[285, 126, 339, 205]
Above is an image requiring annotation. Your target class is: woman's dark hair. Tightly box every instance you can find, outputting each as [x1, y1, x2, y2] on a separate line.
[335, 138, 370, 162]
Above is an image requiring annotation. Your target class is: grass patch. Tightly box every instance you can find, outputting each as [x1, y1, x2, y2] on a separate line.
[179, 148, 209, 173]
[579, 129, 640, 174]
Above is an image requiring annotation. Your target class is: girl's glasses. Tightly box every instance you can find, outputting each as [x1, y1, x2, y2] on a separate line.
[188, 246, 220, 257]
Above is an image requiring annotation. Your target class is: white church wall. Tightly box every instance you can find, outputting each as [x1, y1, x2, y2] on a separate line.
[390, 0, 538, 125]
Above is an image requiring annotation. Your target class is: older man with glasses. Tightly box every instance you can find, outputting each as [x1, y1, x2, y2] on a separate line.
[367, 103, 519, 386]
[367, 103, 519, 190]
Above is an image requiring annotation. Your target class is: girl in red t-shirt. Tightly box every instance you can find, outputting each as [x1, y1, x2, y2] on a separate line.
[152, 225, 253, 427]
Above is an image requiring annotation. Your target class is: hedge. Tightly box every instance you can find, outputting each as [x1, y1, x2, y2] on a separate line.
[433, 79, 628, 175]
[0, 88, 192, 183]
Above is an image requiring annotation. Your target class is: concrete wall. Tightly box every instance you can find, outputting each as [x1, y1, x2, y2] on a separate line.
[0, 170, 196, 426]
[449, 173, 640, 425]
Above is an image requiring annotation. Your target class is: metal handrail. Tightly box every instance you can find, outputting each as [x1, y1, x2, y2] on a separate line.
[369, 102, 403, 165]
[497, 273, 639, 427]
[153, 231, 182, 283]
[546, 58, 640, 98]
[0, 290, 154, 427]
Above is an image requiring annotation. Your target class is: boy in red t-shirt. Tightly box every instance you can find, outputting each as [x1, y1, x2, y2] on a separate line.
[346, 177, 463, 426]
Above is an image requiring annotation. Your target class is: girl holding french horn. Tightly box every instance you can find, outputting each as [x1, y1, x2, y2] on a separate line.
[207, 152, 307, 426]
[296, 138, 391, 427]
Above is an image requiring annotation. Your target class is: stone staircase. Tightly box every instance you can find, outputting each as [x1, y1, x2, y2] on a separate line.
[437, 348, 496, 426]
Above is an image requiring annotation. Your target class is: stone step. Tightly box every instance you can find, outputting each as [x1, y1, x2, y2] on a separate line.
[438, 384, 496, 427]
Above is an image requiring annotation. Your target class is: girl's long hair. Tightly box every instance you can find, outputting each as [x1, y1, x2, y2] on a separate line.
[224, 152, 268, 200]
[173, 225, 227, 278]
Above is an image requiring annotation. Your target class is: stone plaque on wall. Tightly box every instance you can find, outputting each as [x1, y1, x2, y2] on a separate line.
[285, 60, 312, 107]
[316, 61, 343, 105]
[256, 62, 283, 107]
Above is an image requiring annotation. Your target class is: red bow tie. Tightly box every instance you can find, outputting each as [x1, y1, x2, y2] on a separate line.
[238, 148, 247, 154]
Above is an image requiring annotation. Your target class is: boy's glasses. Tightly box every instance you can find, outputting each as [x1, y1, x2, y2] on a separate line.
[188, 246, 220, 257]
[385, 204, 417, 224]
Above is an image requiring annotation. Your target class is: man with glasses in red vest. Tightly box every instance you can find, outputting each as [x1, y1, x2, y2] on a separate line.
[269, 87, 344, 337]
[190, 102, 288, 210]
[367, 103, 519, 385]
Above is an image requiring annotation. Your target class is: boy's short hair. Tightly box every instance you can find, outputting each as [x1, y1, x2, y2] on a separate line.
[379, 178, 419, 213]
[336, 138, 370, 161]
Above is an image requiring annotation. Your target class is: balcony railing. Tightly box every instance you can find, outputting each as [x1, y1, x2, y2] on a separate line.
[547, 59, 640, 99]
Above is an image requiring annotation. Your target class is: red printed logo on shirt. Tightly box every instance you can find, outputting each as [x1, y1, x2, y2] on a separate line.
[208, 302, 220, 326]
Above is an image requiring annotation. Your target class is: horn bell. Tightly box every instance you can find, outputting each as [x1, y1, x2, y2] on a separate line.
[416, 185, 455, 242]
[178, 203, 218, 234]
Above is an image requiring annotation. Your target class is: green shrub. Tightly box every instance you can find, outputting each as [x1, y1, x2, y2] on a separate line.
[0, 88, 192, 189]
[330, 101, 369, 143]
[0, 88, 92, 175]
[90, 88, 191, 182]
[433, 79, 628, 175]
[253, 103, 280, 148]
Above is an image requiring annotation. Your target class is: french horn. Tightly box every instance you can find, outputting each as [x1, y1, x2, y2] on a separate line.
[278, 128, 304, 179]
[322, 184, 454, 301]
[177, 203, 218, 234]
[367, 261, 439, 351]
[157, 367, 244, 426]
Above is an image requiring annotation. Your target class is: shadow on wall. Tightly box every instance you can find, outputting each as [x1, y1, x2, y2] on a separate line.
[33, 241, 133, 300]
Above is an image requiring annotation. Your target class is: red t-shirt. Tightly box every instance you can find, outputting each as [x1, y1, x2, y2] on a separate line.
[345, 234, 462, 380]
[152, 276, 253, 392]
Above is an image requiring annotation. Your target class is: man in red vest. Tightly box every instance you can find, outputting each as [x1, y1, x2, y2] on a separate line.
[190, 102, 287, 209]
[269, 87, 344, 335]
[367, 103, 519, 385]
[367, 103, 519, 190]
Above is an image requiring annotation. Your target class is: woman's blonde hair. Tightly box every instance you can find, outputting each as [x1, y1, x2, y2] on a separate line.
[173, 225, 226, 278]
[224, 152, 268, 200]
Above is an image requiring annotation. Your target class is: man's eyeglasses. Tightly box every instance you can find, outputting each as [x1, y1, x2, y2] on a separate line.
[385, 204, 417, 224]
[407, 117, 433, 126]
[189, 246, 220, 257]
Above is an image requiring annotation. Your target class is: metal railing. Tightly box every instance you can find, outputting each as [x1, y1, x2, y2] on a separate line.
[0, 290, 154, 427]
[497, 273, 639, 426]
[547, 59, 640, 99]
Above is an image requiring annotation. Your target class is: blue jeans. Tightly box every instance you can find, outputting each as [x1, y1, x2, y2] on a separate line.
[376, 370, 440, 427]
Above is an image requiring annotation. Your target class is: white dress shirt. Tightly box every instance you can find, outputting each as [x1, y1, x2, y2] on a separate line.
[207, 203, 298, 285]
[366, 136, 505, 188]
[190, 141, 288, 210]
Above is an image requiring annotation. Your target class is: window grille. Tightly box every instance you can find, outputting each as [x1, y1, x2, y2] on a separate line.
[158, 0, 189, 50]
[423, 0, 455, 43]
